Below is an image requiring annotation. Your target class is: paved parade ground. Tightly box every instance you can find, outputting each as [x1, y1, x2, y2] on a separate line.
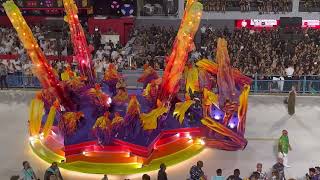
[0, 91, 320, 180]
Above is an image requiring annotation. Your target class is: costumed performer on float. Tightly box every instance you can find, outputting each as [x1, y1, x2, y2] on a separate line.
[93, 111, 112, 145]
[138, 64, 159, 89]
[143, 78, 161, 107]
[124, 96, 142, 140]
[113, 78, 129, 105]
[111, 112, 124, 138]
[104, 63, 121, 95]
[278, 129, 292, 168]
[112, 77, 129, 104]
[184, 62, 200, 99]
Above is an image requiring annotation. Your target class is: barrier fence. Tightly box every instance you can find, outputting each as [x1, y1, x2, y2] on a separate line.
[1, 73, 320, 94]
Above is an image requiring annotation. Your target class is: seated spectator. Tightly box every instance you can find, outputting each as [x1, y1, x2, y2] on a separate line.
[44, 162, 63, 180]
[212, 168, 224, 180]
[190, 161, 206, 180]
[19, 161, 38, 180]
[227, 169, 242, 180]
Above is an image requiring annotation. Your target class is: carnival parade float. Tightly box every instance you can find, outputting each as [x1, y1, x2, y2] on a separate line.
[3, 0, 252, 174]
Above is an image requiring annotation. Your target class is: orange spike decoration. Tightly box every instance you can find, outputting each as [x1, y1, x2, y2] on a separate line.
[2, 0, 74, 110]
[63, 0, 95, 84]
[158, 0, 203, 103]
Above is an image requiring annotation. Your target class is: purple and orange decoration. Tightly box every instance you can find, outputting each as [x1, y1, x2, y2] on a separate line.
[3, 0, 252, 175]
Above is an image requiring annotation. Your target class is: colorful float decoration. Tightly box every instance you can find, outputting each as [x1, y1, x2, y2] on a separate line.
[3, 0, 252, 175]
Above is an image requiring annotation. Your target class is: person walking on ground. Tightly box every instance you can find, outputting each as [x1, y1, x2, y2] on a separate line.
[44, 162, 63, 180]
[287, 86, 296, 115]
[19, 161, 38, 180]
[278, 129, 292, 167]
[0, 63, 8, 90]
[157, 163, 168, 180]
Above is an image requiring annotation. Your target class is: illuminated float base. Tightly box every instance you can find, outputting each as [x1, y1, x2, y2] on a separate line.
[29, 128, 205, 174]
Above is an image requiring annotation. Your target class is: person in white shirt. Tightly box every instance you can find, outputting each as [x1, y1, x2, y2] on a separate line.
[3, 38, 13, 48]
[95, 60, 104, 81]
[285, 65, 294, 91]
[56, 61, 63, 73]
[95, 47, 105, 60]
[111, 50, 119, 61]
[7, 60, 15, 75]
[117, 55, 123, 64]
[285, 66, 294, 77]
[14, 59, 23, 85]
[0, 46, 5, 54]
[103, 59, 110, 71]
[200, 25, 207, 34]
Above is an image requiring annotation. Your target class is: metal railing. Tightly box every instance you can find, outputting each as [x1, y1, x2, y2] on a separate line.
[1, 73, 320, 94]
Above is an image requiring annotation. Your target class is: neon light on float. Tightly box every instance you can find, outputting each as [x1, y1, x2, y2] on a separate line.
[228, 122, 236, 129]
[214, 114, 221, 120]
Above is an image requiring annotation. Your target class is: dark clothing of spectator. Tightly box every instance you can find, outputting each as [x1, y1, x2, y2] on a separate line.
[157, 169, 168, 180]
[44, 167, 63, 180]
[273, 162, 285, 180]
[227, 175, 243, 180]
[190, 165, 204, 180]
[0, 64, 8, 89]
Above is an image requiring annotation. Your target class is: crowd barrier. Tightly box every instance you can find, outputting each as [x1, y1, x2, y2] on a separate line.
[1, 73, 320, 94]
[0, 54, 73, 62]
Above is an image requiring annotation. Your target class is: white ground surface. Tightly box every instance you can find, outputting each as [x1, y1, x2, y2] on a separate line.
[0, 90, 320, 180]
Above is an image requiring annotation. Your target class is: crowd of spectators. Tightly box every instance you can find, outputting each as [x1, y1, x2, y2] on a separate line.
[200, 26, 320, 91]
[256, 0, 291, 14]
[201, 0, 291, 14]
[0, 23, 129, 87]
[12, 159, 320, 180]
[203, 0, 227, 13]
[1, 23, 320, 92]
[300, 0, 320, 12]
[128, 24, 320, 78]
[129, 25, 176, 70]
